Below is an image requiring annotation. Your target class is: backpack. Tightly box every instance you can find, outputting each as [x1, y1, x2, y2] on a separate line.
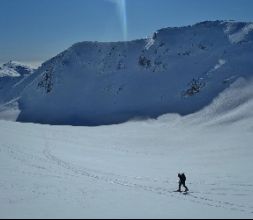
[181, 173, 186, 181]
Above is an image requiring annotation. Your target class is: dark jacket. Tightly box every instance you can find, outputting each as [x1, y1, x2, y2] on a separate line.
[178, 173, 186, 183]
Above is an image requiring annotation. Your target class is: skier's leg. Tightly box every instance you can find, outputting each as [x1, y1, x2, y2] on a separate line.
[183, 183, 189, 192]
[178, 182, 182, 192]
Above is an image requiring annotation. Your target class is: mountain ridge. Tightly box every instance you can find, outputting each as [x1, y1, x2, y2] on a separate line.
[0, 20, 252, 126]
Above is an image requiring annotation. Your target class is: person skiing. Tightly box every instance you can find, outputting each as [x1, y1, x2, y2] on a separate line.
[177, 173, 189, 192]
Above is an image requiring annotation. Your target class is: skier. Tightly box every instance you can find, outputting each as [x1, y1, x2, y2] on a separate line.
[177, 173, 189, 192]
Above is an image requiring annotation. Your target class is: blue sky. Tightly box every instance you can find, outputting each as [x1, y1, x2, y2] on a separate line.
[0, 0, 253, 65]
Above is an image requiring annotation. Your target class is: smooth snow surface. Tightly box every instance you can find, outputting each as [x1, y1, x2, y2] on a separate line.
[1, 78, 253, 218]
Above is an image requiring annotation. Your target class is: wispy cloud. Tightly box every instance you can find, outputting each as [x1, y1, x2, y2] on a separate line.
[105, 0, 128, 41]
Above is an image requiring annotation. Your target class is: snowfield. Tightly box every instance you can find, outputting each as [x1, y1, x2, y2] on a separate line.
[1, 78, 253, 218]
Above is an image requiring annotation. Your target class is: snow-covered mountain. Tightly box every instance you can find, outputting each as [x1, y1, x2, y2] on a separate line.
[3, 21, 253, 125]
[0, 61, 35, 103]
[0, 61, 34, 78]
[0, 61, 35, 120]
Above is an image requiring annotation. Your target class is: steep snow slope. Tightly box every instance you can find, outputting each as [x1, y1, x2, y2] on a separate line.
[1, 78, 253, 218]
[11, 21, 253, 125]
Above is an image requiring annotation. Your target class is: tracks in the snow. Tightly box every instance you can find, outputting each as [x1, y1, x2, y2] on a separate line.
[1, 141, 253, 215]
[42, 145, 253, 215]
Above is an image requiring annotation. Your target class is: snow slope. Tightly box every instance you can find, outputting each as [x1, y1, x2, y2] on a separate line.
[0, 61, 34, 78]
[1, 78, 253, 218]
[0, 61, 35, 100]
[0, 61, 35, 103]
[0, 61, 36, 120]
[15, 21, 253, 126]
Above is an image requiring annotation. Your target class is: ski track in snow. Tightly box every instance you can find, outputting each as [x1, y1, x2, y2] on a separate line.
[1, 121, 253, 218]
[42, 145, 253, 215]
